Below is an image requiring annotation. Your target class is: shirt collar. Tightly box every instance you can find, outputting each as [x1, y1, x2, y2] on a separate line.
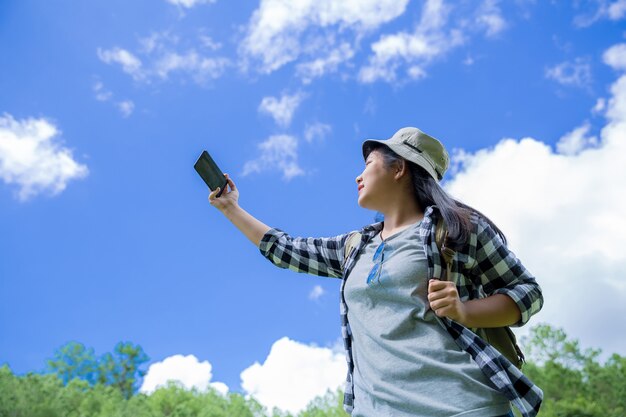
[361, 205, 437, 236]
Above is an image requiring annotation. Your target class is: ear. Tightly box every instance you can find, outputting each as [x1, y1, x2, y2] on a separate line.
[393, 159, 408, 180]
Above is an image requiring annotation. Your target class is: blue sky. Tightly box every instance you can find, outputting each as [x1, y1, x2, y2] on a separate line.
[2, 0, 626, 413]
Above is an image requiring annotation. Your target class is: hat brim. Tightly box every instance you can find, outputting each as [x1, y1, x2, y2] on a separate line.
[362, 139, 441, 181]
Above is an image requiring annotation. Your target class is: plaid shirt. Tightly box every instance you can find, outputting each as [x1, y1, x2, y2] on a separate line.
[258, 205, 544, 417]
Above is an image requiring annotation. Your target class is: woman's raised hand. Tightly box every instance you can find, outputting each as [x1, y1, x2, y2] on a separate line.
[209, 173, 239, 212]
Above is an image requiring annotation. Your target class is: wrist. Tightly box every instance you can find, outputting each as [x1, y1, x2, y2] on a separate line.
[458, 301, 472, 327]
[221, 201, 239, 217]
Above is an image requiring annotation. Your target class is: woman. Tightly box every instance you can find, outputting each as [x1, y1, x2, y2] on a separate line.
[208, 127, 543, 417]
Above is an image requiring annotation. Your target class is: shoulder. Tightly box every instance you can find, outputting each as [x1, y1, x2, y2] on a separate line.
[470, 213, 502, 244]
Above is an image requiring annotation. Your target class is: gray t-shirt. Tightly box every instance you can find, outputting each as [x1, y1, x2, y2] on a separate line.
[344, 219, 511, 417]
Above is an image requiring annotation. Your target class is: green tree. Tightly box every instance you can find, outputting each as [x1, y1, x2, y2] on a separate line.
[46, 341, 99, 385]
[96, 341, 149, 399]
[45, 340, 149, 400]
[521, 323, 626, 417]
[3, 327, 625, 417]
[297, 388, 347, 417]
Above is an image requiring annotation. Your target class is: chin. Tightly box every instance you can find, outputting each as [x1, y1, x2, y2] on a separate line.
[357, 198, 371, 211]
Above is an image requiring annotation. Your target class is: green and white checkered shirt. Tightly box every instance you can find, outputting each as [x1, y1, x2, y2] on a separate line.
[258, 205, 544, 417]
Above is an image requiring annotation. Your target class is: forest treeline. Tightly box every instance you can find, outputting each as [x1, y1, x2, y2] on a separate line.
[0, 324, 624, 417]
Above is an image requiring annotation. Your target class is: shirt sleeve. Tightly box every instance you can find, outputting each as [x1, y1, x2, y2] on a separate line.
[470, 218, 544, 327]
[258, 227, 351, 279]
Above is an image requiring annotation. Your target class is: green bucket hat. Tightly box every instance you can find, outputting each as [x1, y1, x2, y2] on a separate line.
[362, 127, 449, 181]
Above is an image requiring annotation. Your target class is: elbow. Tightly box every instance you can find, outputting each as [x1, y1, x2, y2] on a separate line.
[495, 283, 543, 327]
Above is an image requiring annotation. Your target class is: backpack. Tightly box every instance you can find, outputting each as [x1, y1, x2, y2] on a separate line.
[342, 217, 525, 369]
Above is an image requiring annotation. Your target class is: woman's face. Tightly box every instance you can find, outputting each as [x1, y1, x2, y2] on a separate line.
[356, 150, 397, 210]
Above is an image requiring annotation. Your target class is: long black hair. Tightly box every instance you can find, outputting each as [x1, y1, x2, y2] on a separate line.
[364, 142, 507, 248]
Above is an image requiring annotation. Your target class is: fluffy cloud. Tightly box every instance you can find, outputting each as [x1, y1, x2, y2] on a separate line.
[309, 285, 325, 300]
[593, 98, 606, 114]
[93, 81, 113, 102]
[545, 57, 593, 88]
[117, 100, 135, 118]
[603, 43, 626, 71]
[574, 0, 626, 27]
[0, 114, 88, 201]
[475, 0, 507, 37]
[97, 47, 144, 81]
[258, 92, 306, 127]
[607, 0, 626, 19]
[304, 122, 332, 143]
[140, 354, 228, 395]
[239, 0, 410, 75]
[93, 81, 135, 118]
[98, 32, 229, 85]
[359, 0, 501, 83]
[555, 122, 598, 156]
[444, 43, 626, 357]
[296, 42, 355, 84]
[240, 337, 345, 414]
[152, 51, 229, 83]
[165, 0, 216, 8]
[241, 135, 305, 180]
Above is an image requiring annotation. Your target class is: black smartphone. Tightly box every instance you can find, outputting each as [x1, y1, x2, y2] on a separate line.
[194, 150, 228, 197]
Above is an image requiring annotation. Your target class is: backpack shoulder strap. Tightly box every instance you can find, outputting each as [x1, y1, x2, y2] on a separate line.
[343, 231, 362, 267]
[436, 214, 525, 368]
[435, 216, 454, 281]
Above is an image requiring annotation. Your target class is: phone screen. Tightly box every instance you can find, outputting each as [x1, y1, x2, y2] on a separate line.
[194, 150, 228, 197]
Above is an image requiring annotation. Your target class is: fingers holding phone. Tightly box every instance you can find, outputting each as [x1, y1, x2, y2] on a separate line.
[209, 173, 239, 211]
[194, 150, 239, 211]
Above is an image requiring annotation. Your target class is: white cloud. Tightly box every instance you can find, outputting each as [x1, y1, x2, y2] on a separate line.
[165, 0, 216, 8]
[296, 43, 355, 84]
[555, 122, 598, 156]
[593, 97, 606, 113]
[463, 55, 475, 66]
[153, 51, 229, 83]
[140, 354, 229, 395]
[603, 43, 626, 71]
[97, 47, 144, 81]
[239, 0, 410, 74]
[93, 81, 112, 102]
[545, 57, 592, 88]
[607, 0, 626, 19]
[93, 81, 135, 118]
[139, 31, 179, 55]
[443, 43, 626, 357]
[309, 285, 325, 300]
[198, 35, 222, 51]
[240, 337, 345, 414]
[363, 97, 377, 115]
[0, 114, 88, 201]
[475, 0, 507, 37]
[241, 135, 305, 180]
[98, 32, 230, 86]
[358, 0, 465, 83]
[355, 0, 515, 83]
[304, 122, 332, 143]
[258, 92, 305, 127]
[117, 100, 135, 118]
[574, 0, 626, 27]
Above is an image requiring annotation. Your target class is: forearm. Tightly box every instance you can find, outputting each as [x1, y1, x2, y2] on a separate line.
[222, 204, 272, 248]
[460, 294, 522, 328]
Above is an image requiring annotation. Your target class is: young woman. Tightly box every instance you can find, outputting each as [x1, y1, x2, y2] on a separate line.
[208, 127, 544, 417]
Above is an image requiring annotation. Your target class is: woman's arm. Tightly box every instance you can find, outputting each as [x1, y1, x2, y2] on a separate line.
[257, 228, 350, 278]
[210, 173, 350, 278]
[469, 217, 544, 327]
[209, 173, 272, 247]
[223, 204, 272, 248]
[428, 281, 522, 328]
[428, 216, 543, 328]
